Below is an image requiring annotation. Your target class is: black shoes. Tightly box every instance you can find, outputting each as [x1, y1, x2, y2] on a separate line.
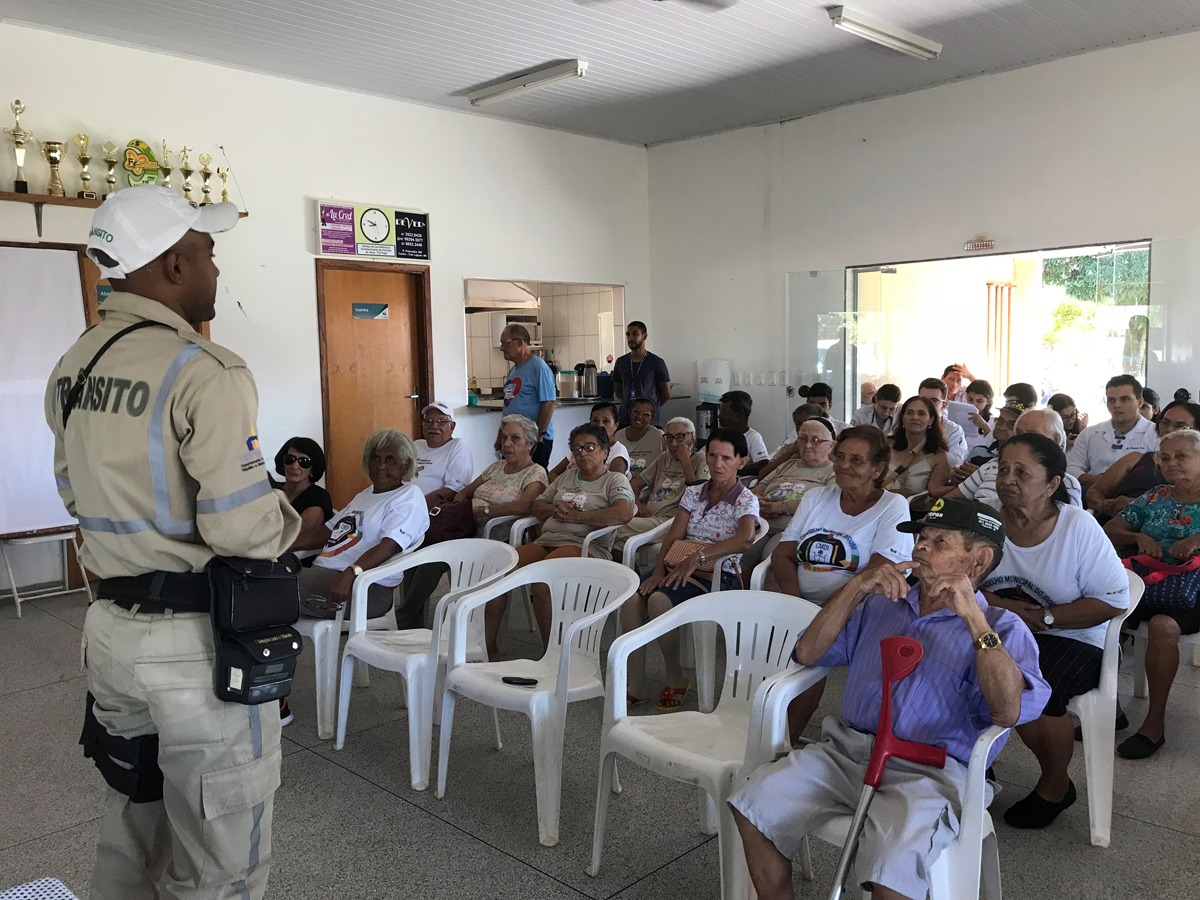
[1117, 733, 1165, 759]
[1003, 781, 1077, 829]
[279, 698, 294, 727]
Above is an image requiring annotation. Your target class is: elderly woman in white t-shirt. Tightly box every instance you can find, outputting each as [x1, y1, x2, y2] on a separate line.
[982, 432, 1129, 830]
[624, 427, 760, 711]
[300, 429, 430, 625]
[769, 425, 914, 736]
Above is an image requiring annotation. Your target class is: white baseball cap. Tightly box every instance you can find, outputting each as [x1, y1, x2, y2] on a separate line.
[421, 401, 455, 421]
[85, 185, 240, 278]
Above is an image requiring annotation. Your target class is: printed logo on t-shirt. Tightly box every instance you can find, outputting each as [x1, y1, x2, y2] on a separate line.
[653, 476, 684, 503]
[768, 482, 806, 502]
[561, 491, 588, 509]
[796, 529, 860, 574]
[980, 575, 1052, 607]
[504, 377, 523, 403]
[416, 456, 432, 473]
[321, 512, 363, 558]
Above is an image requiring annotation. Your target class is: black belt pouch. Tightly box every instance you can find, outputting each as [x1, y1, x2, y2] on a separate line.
[206, 554, 303, 705]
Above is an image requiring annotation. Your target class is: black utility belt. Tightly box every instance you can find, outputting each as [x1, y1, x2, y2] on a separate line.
[97, 571, 210, 614]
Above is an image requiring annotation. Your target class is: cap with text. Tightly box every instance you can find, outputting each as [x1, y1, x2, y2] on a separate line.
[421, 401, 455, 421]
[85, 185, 239, 279]
[897, 497, 1005, 549]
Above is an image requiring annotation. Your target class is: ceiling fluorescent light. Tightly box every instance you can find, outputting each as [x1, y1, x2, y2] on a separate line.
[828, 6, 942, 61]
[467, 60, 588, 107]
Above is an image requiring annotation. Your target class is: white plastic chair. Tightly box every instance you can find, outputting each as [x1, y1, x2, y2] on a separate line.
[693, 516, 771, 713]
[589, 590, 823, 900]
[294, 541, 421, 740]
[436, 557, 640, 846]
[747, 534, 783, 591]
[333, 539, 520, 789]
[1067, 569, 1144, 847]
[616, 518, 673, 637]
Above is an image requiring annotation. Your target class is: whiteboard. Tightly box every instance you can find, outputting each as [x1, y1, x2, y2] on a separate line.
[0, 247, 86, 535]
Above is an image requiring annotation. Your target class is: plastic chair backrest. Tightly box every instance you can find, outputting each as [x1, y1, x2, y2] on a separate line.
[662, 590, 824, 708]
[428, 540, 521, 642]
[541, 558, 641, 657]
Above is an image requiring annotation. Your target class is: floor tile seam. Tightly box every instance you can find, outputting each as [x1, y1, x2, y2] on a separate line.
[307, 742, 633, 899]
[0, 813, 102, 853]
[0, 671, 87, 700]
[595, 835, 718, 900]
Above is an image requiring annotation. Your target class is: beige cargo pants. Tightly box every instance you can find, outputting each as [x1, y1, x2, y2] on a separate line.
[83, 599, 282, 900]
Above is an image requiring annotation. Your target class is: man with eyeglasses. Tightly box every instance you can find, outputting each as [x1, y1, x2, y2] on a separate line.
[500, 324, 557, 467]
[411, 402, 474, 506]
[614, 416, 709, 555]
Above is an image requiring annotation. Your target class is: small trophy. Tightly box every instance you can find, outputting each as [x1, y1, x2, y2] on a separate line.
[217, 167, 229, 203]
[159, 141, 173, 190]
[179, 146, 194, 202]
[2, 99, 34, 193]
[42, 141, 66, 197]
[101, 141, 119, 197]
[73, 133, 97, 199]
[198, 152, 213, 205]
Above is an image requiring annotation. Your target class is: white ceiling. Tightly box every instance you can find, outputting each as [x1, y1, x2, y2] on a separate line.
[5, 0, 1200, 146]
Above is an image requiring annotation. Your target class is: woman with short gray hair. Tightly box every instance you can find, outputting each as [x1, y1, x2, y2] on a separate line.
[299, 428, 429, 636]
[457, 414, 548, 525]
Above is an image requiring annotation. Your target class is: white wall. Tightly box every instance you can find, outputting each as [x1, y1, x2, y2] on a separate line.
[649, 30, 1200, 449]
[0, 24, 649, 584]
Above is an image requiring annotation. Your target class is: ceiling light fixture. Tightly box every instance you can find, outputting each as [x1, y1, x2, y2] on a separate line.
[467, 60, 589, 107]
[827, 6, 942, 61]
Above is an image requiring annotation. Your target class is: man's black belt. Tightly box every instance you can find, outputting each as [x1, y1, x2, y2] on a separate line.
[97, 571, 210, 614]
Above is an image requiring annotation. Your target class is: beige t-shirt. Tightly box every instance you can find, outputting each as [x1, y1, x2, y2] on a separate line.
[536, 469, 635, 557]
[757, 461, 836, 502]
[638, 450, 709, 517]
[616, 426, 665, 480]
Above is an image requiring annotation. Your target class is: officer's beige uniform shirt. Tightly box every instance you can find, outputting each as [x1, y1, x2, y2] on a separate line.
[45, 291, 299, 575]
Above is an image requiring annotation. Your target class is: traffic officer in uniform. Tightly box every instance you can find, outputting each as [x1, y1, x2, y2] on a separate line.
[44, 185, 300, 899]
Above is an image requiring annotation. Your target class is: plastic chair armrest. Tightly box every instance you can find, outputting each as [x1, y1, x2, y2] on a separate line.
[580, 523, 622, 558]
[507, 516, 540, 547]
[743, 664, 830, 772]
[620, 519, 672, 569]
[557, 592, 635, 707]
[345, 542, 424, 632]
[481, 515, 518, 540]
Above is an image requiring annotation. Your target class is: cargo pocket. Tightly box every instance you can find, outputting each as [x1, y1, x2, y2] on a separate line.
[198, 746, 282, 885]
[135, 656, 225, 747]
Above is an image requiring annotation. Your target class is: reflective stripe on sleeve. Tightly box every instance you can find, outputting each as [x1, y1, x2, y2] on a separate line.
[196, 479, 273, 515]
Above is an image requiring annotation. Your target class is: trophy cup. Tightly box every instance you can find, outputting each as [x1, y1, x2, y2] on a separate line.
[2, 99, 34, 193]
[198, 152, 213, 205]
[217, 167, 229, 203]
[179, 146, 194, 203]
[101, 141, 119, 197]
[73, 133, 97, 199]
[159, 141, 173, 190]
[42, 140, 66, 197]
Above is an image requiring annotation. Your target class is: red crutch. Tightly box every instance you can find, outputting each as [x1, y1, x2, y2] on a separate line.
[827, 636, 947, 900]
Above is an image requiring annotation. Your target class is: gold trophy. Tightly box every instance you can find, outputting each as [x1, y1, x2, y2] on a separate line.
[198, 152, 213, 205]
[159, 141, 173, 190]
[101, 141, 119, 197]
[179, 146, 194, 202]
[73, 133, 97, 199]
[42, 140, 66, 197]
[2, 99, 34, 193]
[217, 167, 229, 203]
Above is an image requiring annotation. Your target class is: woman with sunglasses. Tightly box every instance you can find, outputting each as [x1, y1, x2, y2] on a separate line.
[271, 437, 333, 554]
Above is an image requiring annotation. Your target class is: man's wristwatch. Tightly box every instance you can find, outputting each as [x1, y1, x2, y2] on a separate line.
[350, 564, 364, 578]
[976, 631, 1003, 651]
[1043, 610, 1056, 627]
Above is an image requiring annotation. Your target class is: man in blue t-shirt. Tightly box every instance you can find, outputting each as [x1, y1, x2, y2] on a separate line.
[501, 324, 557, 466]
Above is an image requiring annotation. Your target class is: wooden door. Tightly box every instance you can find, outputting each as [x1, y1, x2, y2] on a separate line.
[316, 260, 433, 508]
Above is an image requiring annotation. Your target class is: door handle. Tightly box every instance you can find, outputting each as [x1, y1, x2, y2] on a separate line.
[409, 394, 419, 400]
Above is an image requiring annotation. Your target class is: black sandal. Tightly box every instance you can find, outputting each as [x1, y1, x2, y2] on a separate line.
[1003, 781, 1077, 829]
[1117, 732, 1165, 759]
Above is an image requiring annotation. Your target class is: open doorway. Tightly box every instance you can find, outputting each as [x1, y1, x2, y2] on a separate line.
[841, 241, 1152, 411]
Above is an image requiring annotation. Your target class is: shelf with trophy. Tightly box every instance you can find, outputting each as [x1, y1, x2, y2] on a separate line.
[1, 99, 247, 237]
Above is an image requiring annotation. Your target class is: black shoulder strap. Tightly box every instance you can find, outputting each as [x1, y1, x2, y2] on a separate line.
[62, 320, 170, 427]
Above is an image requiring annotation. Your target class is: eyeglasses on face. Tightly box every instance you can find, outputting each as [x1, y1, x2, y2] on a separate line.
[571, 443, 601, 455]
[796, 436, 832, 445]
[284, 454, 313, 469]
[423, 417, 453, 426]
[630, 408, 654, 419]
[664, 432, 691, 443]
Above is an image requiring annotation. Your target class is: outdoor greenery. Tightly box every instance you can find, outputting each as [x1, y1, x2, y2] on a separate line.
[1041, 248, 1150, 306]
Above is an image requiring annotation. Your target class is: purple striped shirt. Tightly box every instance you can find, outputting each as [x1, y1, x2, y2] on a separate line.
[815, 587, 1050, 766]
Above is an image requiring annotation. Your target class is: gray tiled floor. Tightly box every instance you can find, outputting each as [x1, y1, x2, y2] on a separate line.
[2, 590, 1198, 899]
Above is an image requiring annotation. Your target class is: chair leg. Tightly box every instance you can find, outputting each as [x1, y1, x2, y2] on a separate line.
[490, 706, 504, 751]
[0, 544, 22, 619]
[586, 750, 619, 877]
[530, 707, 568, 847]
[696, 621, 717, 713]
[312, 622, 337, 741]
[797, 834, 815, 882]
[353, 657, 371, 688]
[1133, 631, 1149, 699]
[435, 689, 458, 799]
[612, 759, 622, 795]
[408, 667, 432, 791]
[680, 623, 695, 669]
[1077, 693, 1116, 848]
[980, 831, 1003, 900]
[718, 799, 751, 900]
[334, 648, 356, 750]
[700, 789, 719, 836]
